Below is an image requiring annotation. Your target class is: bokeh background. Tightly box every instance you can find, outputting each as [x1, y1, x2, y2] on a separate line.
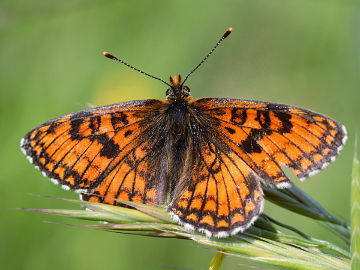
[1, 1, 359, 269]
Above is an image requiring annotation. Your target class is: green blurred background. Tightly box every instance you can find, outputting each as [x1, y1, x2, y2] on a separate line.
[1, 1, 359, 269]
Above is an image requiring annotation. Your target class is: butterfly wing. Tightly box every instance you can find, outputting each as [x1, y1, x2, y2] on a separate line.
[21, 99, 168, 205]
[191, 98, 347, 187]
[169, 141, 263, 237]
[22, 95, 347, 237]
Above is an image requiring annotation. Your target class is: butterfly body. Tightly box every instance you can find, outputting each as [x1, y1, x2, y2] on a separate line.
[21, 30, 347, 237]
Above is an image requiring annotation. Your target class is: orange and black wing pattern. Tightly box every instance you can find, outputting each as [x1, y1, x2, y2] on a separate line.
[21, 99, 167, 205]
[191, 98, 347, 188]
[21, 95, 347, 238]
[169, 141, 263, 237]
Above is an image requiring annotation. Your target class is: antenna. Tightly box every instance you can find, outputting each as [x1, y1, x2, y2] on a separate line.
[181, 27, 233, 86]
[102, 51, 171, 87]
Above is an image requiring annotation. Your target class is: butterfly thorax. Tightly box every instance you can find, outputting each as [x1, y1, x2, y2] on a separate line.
[162, 100, 195, 200]
[166, 75, 191, 101]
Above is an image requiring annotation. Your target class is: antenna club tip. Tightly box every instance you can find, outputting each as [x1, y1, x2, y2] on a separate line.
[223, 27, 233, 38]
[102, 51, 113, 58]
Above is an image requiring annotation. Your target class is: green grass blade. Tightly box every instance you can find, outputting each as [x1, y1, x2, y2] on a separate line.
[263, 185, 350, 245]
[27, 194, 165, 223]
[209, 251, 226, 270]
[263, 186, 348, 227]
[21, 207, 138, 223]
[351, 139, 360, 270]
[192, 234, 349, 270]
[22, 195, 351, 270]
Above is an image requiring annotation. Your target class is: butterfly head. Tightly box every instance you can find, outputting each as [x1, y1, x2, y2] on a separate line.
[166, 75, 191, 100]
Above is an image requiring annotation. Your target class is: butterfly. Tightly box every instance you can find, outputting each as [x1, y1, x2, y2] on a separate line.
[21, 28, 347, 238]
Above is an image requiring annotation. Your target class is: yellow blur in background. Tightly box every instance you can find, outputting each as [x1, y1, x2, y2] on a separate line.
[1, 1, 358, 269]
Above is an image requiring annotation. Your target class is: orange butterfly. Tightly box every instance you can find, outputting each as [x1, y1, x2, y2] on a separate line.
[21, 28, 347, 238]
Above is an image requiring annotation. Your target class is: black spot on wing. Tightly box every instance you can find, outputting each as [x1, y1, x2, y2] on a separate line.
[124, 130, 133, 137]
[111, 112, 129, 129]
[273, 111, 293, 133]
[32, 130, 43, 140]
[89, 116, 101, 134]
[264, 104, 293, 133]
[91, 133, 120, 159]
[70, 119, 85, 140]
[47, 122, 60, 134]
[240, 132, 262, 154]
[68, 111, 95, 140]
[256, 111, 271, 129]
[321, 119, 333, 130]
[231, 108, 247, 125]
[225, 127, 235, 134]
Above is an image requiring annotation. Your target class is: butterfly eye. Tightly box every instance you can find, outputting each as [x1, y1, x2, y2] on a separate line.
[166, 88, 172, 97]
[182, 86, 191, 95]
